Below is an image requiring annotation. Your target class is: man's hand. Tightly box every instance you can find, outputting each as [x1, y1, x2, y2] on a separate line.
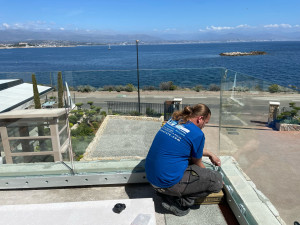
[209, 153, 221, 166]
[203, 150, 221, 166]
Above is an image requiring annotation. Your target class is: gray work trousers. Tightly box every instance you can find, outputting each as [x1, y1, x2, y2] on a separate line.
[153, 164, 223, 207]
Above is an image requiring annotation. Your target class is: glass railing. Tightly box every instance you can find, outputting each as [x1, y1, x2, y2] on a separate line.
[219, 69, 300, 225]
[0, 68, 299, 224]
[0, 68, 224, 176]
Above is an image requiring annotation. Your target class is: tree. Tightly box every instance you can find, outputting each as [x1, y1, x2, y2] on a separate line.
[75, 103, 83, 109]
[268, 84, 279, 93]
[87, 101, 94, 108]
[125, 83, 135, 92]
[32, 74, 41, 109]
[68, 115, 78, 124]
[57, 71, 64, 108]
[208, 84, 220, 91]
[159, 81, 177, 91]
[32, 74, 45, 150]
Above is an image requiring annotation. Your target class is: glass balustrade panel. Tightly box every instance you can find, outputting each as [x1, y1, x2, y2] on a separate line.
[219, 69, 300, 224]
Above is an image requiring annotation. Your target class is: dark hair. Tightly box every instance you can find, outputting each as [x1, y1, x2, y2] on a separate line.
[172, 104, 211, 124]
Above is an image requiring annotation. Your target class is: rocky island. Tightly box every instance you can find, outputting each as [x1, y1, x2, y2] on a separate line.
[219, 51, 267, 56]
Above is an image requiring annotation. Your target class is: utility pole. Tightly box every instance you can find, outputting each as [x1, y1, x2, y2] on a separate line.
[136, 40, 141, 114]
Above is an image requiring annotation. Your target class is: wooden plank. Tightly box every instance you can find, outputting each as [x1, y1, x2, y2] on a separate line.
[195, 190, 224, 205]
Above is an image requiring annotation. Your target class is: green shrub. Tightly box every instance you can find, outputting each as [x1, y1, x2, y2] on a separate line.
[277, 102, 300, 124]
[268, 84, 280, 93]
[90, 115, 103, 123]
[77, 85, 96, 92]
[95, 107, 102, 113]
[69, 122, 74, 128]
[281, 119, 300, 124]
[87, 110, 96, 117]
[143, 86, 157, 91]
[92, 122, 99, 129]
[125, 83, 135, 92]
[69, 115, 78, 124]
[208, 84, 220, 91]
[76, 111, 84, 119]
[76, 155, 84, 161]
[100, 111, 107, 116]
[75, 102, 83, 109]
[193, 85, 204, 92]
[34, 145, 40, 152]
[32, 74, 41, 109]
[130, 111, 141, 116]
[159, 81, 177, 91]
[232, 86, 250, 92]
[43, 127, 50, 136]
[71, 136, 94, 160]
[254, 85, 263, 91]
[103, 85, 115, 92]
[87, 101, 94, 107]
[57, 72, 64, 108]
[71, 123, 94, 137]
[146, 107, 161, 117]
[71, 110, 78, 114]
[115, 85, 124, 92]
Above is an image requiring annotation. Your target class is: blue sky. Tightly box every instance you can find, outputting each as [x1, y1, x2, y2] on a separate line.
[0, 0, 300, 34]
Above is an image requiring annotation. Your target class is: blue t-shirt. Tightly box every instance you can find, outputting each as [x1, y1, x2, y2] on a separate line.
[145, 119, 205, 188]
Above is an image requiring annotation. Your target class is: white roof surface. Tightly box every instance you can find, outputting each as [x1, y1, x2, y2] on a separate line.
[0, 79, 19, 84]
[0, 83, 52, 112]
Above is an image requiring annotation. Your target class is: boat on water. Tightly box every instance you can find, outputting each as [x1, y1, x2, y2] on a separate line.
[108, 44, 111, 50]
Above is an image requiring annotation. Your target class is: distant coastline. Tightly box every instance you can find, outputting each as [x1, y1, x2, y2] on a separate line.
[1, 40, 300, 50]
[0, 45, 75, 50]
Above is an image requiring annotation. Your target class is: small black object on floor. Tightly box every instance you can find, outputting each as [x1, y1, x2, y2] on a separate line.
[113, 203, 126, 213]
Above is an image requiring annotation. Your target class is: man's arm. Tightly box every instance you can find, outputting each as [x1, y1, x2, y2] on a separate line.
[191, 150, 221, 168]
[203, 149, 221, 166]
[191, 157, 206, 168]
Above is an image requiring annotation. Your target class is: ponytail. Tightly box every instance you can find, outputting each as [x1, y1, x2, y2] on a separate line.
[172, 104, 211, 124]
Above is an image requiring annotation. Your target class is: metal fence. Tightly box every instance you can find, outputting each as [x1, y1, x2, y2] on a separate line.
[106, 101, 190, 120]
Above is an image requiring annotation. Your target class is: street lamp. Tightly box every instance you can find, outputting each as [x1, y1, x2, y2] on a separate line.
[136, 40, 140, 114]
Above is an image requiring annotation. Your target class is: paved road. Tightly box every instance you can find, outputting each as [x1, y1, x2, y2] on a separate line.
[72, 91, 300, 127]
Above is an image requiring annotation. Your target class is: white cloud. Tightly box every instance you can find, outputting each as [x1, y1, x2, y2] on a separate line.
[236, 24, 251, 28]
[199, 23, 300, 32]
[59, 27, 65, 30]
[206, 25, 234, 31]
[14, 23, 25, 29]
[2, 23, 10, 28]
[0, 21, 65, 30]
[164, 28, 177, 32]
[264, 24, 292, 28]
[202, 24, 252, 32]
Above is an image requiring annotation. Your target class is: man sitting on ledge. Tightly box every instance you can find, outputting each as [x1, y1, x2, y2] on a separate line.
[145, 104, 223, 216]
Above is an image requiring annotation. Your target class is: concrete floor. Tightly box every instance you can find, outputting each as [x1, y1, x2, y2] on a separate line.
[0, 183, 232, 225]
[0, 198, 157, 225]
[90, 117, 161, 158]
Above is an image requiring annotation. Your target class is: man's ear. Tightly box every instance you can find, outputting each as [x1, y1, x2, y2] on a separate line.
[197, 116, 203, 123]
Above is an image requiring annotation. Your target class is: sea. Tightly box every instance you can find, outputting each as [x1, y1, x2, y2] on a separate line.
[0, 41, 299, 89]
